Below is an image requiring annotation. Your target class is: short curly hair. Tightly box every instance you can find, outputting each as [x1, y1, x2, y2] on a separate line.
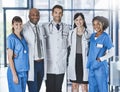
[92, 16, 109, 30]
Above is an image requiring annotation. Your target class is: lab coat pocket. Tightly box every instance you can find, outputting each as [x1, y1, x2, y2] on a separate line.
[62, 34, 68, 49]
[46, 36, 53, 49]
[91, 60, 102, 70]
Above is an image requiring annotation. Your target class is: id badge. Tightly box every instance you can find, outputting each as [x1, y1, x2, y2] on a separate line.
[96, 43, 103, 48]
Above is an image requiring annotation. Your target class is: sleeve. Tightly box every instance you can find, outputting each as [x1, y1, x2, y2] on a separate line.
[68, 30, 73, 47]
[100, 47, 114, 61]
[99, 35, 114, 61]
[104, 35, 114, 49]
[41, 25, 48, 38]
[7, 36, 15, 51]
[64, 24, 71, 47]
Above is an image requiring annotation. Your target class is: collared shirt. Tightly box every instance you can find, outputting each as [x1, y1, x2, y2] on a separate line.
[42, 20, 70, 74]
[27, 22, 44, 60]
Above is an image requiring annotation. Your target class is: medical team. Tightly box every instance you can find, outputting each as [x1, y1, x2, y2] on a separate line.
[7, 4, 114, 92]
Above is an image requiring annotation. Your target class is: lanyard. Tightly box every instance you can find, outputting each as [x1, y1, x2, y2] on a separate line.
[13, 33, 27, 53]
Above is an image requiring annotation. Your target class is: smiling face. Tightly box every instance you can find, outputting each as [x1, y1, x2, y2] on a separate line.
[74, 15, 84, 28]
[93, 20, 103, 33]
[29, 8, 40, 25]
[12, 21, 23, 33]
[52, 8, 63, 23]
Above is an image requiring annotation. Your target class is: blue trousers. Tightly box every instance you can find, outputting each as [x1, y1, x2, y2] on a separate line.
[7, 67, 28, 92]
[27, 60, 44, 92]
[89, 65, 108, 92]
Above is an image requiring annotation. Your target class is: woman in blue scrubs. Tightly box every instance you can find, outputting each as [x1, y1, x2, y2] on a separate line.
[87, 16, 114, 92]
[7, 16, 29, 92]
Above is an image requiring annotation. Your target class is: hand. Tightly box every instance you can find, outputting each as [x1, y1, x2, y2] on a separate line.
[12, 54, 17, 58]
[13, 54, 17, 58]
[91, 60, 102, 70]
[97, 58, 101, 62]
[13, 74, 18, 84]
[35, 59, 43, 62]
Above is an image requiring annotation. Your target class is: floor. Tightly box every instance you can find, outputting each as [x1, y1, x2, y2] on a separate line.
[1, 67, 119, 92]
[0, 67, 80, 92]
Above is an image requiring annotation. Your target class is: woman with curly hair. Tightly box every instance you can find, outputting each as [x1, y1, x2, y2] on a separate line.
[87, 16, 114, 92]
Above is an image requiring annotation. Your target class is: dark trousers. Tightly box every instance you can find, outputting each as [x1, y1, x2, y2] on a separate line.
[46, 74, 64, 92]
[27, 60, 44, 92]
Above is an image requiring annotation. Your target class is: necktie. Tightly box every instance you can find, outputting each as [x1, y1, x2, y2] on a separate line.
[35, 26, 42, 58]
[56, 24, 60, 30]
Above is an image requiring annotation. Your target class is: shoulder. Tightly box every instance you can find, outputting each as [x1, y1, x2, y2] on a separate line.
[70, 28, 76, 33]
[38, 24, 42, 29]
[62, 23, 71, 33]
[103, 32, 109, 36]
[23, 22, 31, 34]
[103, 32, 111, 40]
[69, 28, 75, 37]
[7, 33, 15, 40]
[42, 22, 50, 27]
[7, 34, 16, 44]
[62, 23, 70, 28]
[85, 29, 92, 34]
[90, 32, 95, 38]
[101, 32, 110, 39]
[23, 21, 29, 28]
[23, 22, 30, 32]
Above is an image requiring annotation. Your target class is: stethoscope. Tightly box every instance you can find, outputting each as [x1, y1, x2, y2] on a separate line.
[13, 33, 27, 54]
[83, 29, 89, 40]
[48, 21, 65, 37]
[70, 28, 89, 44]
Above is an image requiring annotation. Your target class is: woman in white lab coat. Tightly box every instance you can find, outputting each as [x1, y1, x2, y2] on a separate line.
[68, 13, 91, 92]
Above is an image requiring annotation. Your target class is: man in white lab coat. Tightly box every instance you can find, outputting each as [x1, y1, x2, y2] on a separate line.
[23, 8, 47, 92]
[42, 5, 70, 92]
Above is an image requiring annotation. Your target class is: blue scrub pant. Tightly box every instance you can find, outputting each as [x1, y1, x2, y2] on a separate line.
[27, 60, 44, 92]
[89, 65, 108, 92]
[7, 67, 28, 92]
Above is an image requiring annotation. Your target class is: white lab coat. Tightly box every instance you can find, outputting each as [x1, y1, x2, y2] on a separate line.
[42, 21, 70, 74]
[68, 28, 91, 81]
[23, 21, 47, 81]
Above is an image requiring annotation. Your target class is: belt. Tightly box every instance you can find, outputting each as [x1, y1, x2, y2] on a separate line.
[34, 59, 44, 62]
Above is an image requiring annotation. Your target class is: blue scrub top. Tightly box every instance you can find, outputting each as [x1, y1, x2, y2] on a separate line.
[87, 32, 113, 69]
[7, 33, 29, 72]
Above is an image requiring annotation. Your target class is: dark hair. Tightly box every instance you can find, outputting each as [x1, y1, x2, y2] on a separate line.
[73, 13, 87, 28]
[52, 5, 63, 13]
[12, 16, 22, 33]
[92, 16, 109, 30]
